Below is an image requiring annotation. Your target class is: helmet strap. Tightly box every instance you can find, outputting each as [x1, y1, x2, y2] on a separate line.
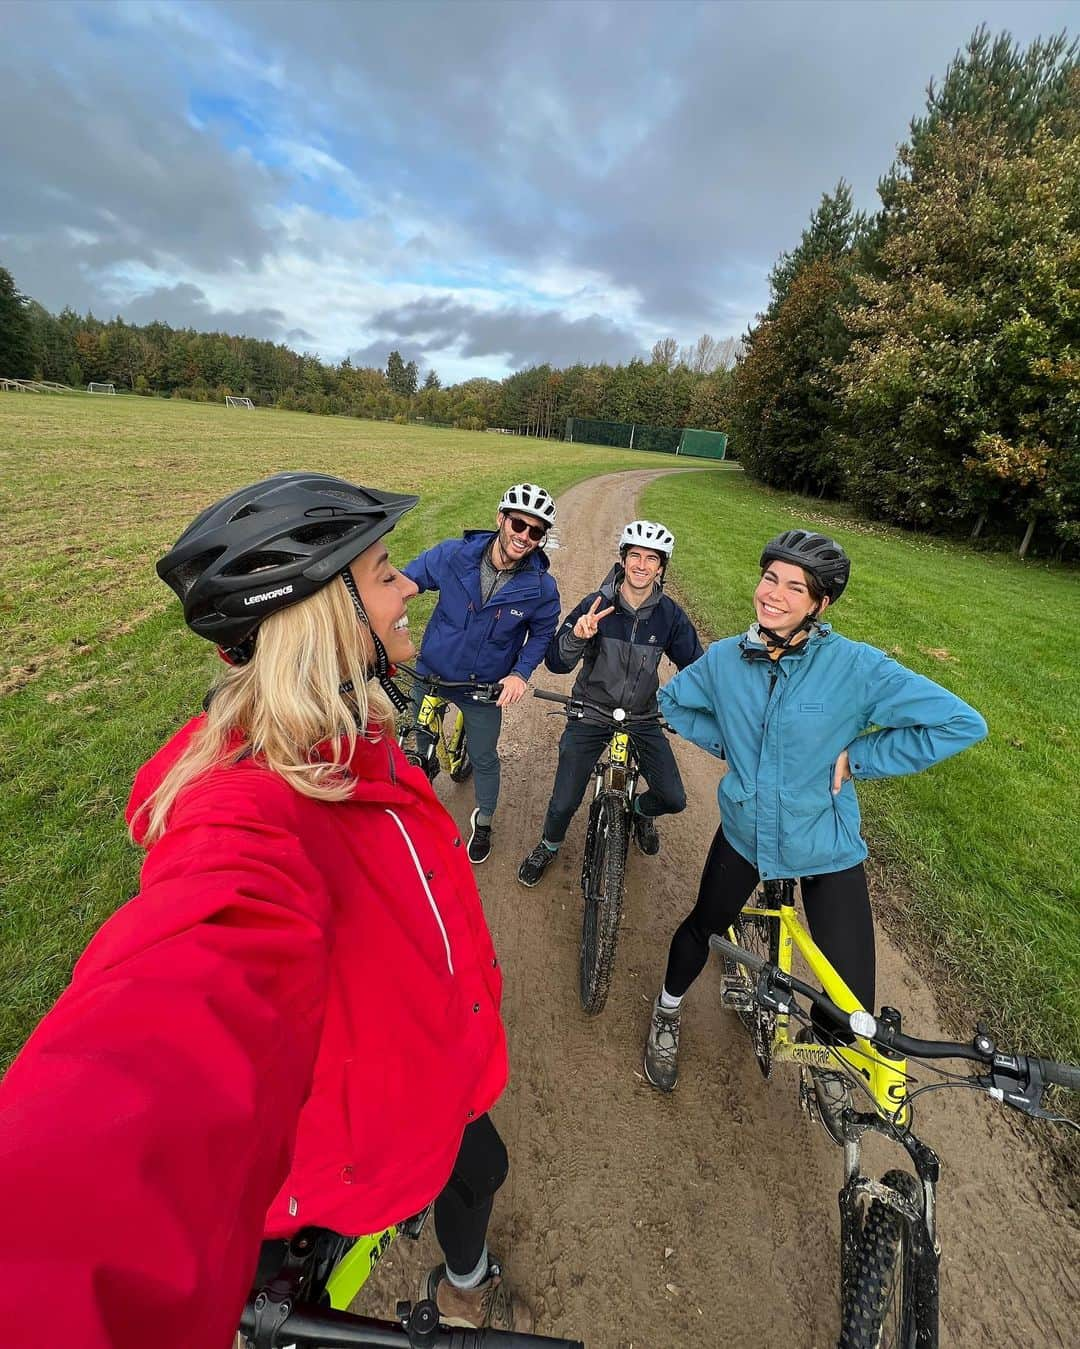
[338, 568, 410, 714]
[756, 611, 818, 651]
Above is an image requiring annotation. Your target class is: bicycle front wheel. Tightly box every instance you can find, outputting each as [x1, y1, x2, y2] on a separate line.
[579, 792, 629, 1015]
[720, 904, 780, 1077]
[840, 1170, 932, 1349]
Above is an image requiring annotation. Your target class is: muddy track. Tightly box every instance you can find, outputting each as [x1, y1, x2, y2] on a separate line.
[377, 468, 1080, 1348]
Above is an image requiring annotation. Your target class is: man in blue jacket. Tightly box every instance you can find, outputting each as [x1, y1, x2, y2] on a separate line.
[517, 520, 703, 887]
[404, 483, 561, 864]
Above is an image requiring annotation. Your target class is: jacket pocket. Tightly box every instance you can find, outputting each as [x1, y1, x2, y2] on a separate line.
[778, 788, 849, 872]
[718, 775, 757, 841]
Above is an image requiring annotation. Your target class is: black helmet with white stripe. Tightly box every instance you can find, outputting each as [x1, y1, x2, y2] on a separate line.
[158, 472, 418, 652]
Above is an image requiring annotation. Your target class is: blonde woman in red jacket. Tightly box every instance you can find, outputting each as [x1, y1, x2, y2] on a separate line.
[0, 473, 530, 1347]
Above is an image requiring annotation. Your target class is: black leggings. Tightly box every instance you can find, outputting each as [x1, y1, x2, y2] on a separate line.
[664, 825, 876, 1017]
[434, 1113, 508, 1277]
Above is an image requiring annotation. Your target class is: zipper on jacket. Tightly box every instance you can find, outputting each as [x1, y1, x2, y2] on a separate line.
[384, 809, 455, 975]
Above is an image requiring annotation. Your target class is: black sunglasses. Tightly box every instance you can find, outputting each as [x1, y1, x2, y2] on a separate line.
[505, 514, 548, 542]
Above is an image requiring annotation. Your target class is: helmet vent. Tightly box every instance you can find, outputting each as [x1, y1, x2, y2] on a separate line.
[222, 550, 298, 577]
[168, 548, 225, 598]
[292, 521, 355, 546]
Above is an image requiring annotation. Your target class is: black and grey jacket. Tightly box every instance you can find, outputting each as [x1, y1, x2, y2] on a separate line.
[545, 564, 704, 719]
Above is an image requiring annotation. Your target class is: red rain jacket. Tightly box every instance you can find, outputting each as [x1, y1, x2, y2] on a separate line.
[0, 718, 508, 1349]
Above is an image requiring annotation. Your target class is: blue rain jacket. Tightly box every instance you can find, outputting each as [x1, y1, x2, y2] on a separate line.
[658, 625, 988, 879]
[404, 531, 561, 684]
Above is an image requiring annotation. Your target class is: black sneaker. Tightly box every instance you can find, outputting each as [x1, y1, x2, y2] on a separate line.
[517, 841, 557, 887]
[467, 808, 492, 865]
[632, 809, 660, 856]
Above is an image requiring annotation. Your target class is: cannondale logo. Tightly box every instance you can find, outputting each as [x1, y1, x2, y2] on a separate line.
[244, 583, 294, 606]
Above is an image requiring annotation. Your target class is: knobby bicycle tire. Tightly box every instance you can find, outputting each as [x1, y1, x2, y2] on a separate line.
[579, 792, 629, 1015]
[720, 906, 780, 1078]
[839, 1170, 929, 1349]
[447, 714, 473, 783]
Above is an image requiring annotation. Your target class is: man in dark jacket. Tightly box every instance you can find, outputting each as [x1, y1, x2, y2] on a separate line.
[404, 483, 561, 864]
[517, 520, 702, 886]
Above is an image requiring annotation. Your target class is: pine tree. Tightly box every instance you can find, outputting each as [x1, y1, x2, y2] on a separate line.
[0, 266, 34, 378]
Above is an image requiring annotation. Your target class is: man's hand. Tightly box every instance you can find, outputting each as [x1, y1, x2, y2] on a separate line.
[573, 595, 615, 640]
[832, 749, 852, 794]
[496, 674, 528, 708]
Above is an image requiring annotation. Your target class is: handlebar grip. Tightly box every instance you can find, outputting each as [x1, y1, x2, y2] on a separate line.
[1037, 1058, 1080, 1092]
[708, 935, 767, 973]
[532, 689, 570, 704]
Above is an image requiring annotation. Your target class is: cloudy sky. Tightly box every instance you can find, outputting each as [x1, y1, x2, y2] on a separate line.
[1, 0, 1075, 383]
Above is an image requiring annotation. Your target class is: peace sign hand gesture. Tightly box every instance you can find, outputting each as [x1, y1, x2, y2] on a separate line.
[573, 595, 615, 640]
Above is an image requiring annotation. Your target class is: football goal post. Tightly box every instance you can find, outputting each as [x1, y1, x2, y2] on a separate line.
[225, 395, 255, 409]
[88, 382, 116, 395]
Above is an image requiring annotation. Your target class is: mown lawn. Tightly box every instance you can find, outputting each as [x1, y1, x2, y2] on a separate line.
[643, 469, 1080, 1066]
[0, 393, 673, 1066]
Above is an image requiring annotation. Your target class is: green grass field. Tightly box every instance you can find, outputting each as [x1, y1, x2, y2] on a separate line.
[1, 393, 1077, 1077]
[0, 394, 663, 1066]
[643, 470, 1080, 1064]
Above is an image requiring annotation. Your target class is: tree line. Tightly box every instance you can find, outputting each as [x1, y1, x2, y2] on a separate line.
[723, 26, 1079, 558]
[0, 265, 736, 438]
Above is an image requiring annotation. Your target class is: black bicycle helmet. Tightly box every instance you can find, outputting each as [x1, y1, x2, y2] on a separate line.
[759, 529, 850, 603]
[158, 472, 419, 651]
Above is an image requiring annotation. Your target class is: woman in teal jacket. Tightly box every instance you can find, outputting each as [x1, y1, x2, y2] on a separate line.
[642, 530, 987, 1094]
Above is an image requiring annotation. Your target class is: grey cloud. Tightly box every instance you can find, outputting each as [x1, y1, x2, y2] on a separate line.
[361, 297, 646, 369]
[119, 283, 289, 340]
[0, 8, 282, 317]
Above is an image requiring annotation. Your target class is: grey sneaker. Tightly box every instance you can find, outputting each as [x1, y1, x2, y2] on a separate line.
[467, 808, 492, 864]
[422, 1258, 534, 1332]
[518, 841, 557, 887]
[643, 995, 681, 1092]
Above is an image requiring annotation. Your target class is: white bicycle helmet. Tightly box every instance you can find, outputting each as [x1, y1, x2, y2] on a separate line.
[620, 519, 675, 559]
[499, 482, 557, 526]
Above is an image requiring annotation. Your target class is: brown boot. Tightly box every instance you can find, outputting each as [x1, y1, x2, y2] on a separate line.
[422, 1257, 534, 1332]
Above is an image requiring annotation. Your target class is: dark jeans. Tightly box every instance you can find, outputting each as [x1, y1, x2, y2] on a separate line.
[434, 1113, 508, 1277]
[541, 718, 687, 846]
[664, 825, 876, 1023]
[411, 684, 503, 818]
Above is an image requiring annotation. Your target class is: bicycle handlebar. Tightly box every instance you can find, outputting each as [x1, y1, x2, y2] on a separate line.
[531, 688, 662, 727]
[239, 1299, 584, 1348]
[709, 934, 1080, 1106]
[397, 664, 504, 704]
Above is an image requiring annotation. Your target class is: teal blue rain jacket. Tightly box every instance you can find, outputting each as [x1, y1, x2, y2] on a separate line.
[658, 626, 988, 880]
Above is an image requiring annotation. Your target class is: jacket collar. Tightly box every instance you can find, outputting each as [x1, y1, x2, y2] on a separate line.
[738, 622, 833, 663]
[460, 529, 552, 576]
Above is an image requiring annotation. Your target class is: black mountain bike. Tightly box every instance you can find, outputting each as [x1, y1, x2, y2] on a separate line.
[533, 689, 662, 1015]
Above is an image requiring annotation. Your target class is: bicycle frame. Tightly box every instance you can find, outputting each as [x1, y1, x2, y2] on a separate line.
[739, 890, 911, 1125]
[591, 729, 638, 802]
[411, 692, 468, 779]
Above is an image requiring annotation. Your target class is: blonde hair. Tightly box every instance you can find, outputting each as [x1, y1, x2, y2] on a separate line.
[134, 577, 394, 846]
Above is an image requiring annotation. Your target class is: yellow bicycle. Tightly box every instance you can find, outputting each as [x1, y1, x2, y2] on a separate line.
[238, 1208, 583, 1347]
[397, 664, 502, 785]
[713, 881, 1080, 1349]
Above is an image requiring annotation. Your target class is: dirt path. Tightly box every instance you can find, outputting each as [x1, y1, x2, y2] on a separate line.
[379, 468, 1079, 1347]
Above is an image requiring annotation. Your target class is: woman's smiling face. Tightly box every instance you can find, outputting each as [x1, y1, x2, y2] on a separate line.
[349, 540, 419, 664]
[754, 559, 827, 637]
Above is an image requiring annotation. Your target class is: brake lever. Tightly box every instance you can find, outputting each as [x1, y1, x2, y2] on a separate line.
[983, 1057, 1065, 1122]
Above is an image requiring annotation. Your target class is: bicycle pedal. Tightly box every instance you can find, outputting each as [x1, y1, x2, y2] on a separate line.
[720, 983, 754, 1012]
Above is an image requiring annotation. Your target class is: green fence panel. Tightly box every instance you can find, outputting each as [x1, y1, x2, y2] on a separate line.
[677, 428, 728, 460]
